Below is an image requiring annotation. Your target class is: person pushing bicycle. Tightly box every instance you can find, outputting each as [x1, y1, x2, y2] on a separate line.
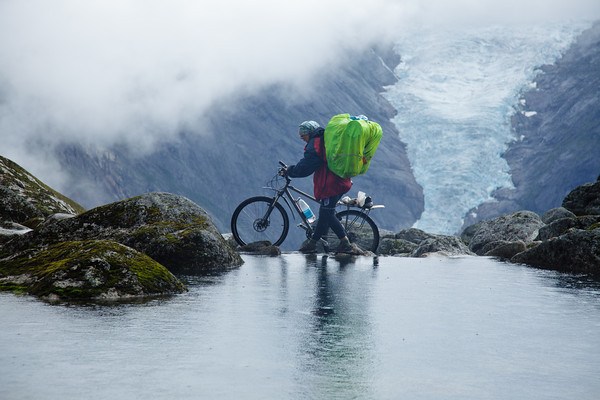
[280, 120, 364, 255]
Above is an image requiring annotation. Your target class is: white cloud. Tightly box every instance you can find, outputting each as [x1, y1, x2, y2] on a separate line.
[0, 0, 598, 157]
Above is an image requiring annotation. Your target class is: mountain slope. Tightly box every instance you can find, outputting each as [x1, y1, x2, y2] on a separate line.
[56, 45, 424, 238]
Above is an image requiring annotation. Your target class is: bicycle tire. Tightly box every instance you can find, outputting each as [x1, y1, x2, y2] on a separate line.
[332, 209, 380, 253]
[231, 196, 290, 247]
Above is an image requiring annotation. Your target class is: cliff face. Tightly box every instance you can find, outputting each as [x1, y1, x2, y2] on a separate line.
[56, 45, 424, 234]
[462, 22, 600, 228]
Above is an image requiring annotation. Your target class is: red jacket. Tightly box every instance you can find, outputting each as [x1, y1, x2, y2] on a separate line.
[287, 129, 352, 200]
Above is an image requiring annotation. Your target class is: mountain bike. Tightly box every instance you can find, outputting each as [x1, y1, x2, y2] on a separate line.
[230, 161, 384, 253]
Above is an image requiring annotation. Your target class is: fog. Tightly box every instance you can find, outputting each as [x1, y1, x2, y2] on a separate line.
[1, 0, 598, 180]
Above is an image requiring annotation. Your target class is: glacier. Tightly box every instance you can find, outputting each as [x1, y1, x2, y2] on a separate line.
[383, 23, 591, 234]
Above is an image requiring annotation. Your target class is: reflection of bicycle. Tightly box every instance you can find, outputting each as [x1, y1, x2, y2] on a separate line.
[230, 161, 384, 252]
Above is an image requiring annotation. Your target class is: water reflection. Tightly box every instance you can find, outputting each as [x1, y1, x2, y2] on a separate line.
[294, 255, 379, 399]
[1, 255, 599, 400]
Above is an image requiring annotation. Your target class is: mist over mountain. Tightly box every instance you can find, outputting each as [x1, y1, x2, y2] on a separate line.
[2, 1, 600, 243]
[48, 21, 600, 239]
[55, 45, 424, 237]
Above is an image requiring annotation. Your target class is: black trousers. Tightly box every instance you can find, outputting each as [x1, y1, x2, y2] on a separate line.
[312, 194, 345, 241]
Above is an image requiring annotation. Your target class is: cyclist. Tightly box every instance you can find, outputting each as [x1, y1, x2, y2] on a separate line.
[281, 120, 363, 254]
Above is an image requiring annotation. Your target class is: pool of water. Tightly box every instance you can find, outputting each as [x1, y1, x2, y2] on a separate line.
[1, 254, 599, 399]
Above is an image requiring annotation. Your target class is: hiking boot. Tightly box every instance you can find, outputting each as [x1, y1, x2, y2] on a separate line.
[299, 239, 317, 254]
[336, 238, 364, 255]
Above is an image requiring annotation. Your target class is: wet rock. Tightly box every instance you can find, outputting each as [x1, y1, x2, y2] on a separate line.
[411, 235, 474, 257]
[239, 241, 281, 256]
[1, 193, 243, 274]
[378, 238, 418, 256]
[536, 217, 577, 241]
[467, 211, 544, 255]
[460, 221, 484, 247]
[511, 229, 600, 276]
[541, 207, 576, 224]
[482, 240, 527, 260]
[395, 228, 437, 244]
[0, 221, 32, 244]
[562, 180, 600, 216]
[537, 215, 600, 241]
[0, 240, 186, 301]
[0, 155, 85, 223]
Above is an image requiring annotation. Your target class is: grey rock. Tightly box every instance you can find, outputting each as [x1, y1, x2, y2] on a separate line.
[576, 215, 600, 229]
[460, 221, 484, 246]
[411, 235, 474, 257]
[0, 156, 85, 224]
[542, 207, 576, 224]
[511, 229, 600, 276]
[239, 241, 281, 256]
[483, 240, 527, 260]
[562, 181, 600, 216]
[0, 240, 186, 301]
[395, 228, 437, 244]
[0, 221, 32, 244]
[538, 214, 600, 241]
[468, 211, 544, 255]
[378, 238, 418, 256]
[1, 193, 243, 274]
[536, 217, 577, 241]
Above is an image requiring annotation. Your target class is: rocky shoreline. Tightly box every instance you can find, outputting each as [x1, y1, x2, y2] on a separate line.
[0, 156, 242, 302]
[2, 154, 598, 302]
[236, 176, 599, 277]
[379, 177, 600, 276]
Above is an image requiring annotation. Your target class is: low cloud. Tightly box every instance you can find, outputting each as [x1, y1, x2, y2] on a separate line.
[0, 0, 598, 164]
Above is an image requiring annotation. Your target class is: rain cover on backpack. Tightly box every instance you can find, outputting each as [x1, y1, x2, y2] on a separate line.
[324, 114, 383, 178]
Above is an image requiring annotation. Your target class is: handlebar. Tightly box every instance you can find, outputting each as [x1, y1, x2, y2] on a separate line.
[278, 160, 290, 181]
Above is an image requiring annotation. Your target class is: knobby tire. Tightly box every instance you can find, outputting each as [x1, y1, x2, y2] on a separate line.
[334, 209, 380, 253]
[231, 196, 290, 247]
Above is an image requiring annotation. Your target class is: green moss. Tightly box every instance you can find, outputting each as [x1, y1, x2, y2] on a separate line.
[78, 198, 210, 230]
[0, 155, 85, 215]
[0, 240, 186, 301]
[589, 222, 600, 231]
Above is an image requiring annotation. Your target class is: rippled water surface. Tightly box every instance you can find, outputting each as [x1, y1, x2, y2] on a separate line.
[1, 254, 599, 400]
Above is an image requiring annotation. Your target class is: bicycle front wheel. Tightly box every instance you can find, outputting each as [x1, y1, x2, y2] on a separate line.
[335, 210, 380, 253]
[231, 196, 289, 247]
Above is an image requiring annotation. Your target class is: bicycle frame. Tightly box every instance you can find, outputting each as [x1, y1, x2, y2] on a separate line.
[261, 170, 383, 241]
[262, 175, 317, 238]
[231, 161, 384, 251]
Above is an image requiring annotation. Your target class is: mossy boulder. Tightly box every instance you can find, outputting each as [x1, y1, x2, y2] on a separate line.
[1, 192, 243, 274]
[511, 229, 600, 276]
[562, 180, 600, 216]
[378, 237, 418, 256]
[411, 235, 474, 257]
[0, 240, 186, 301]
[0, 155, 85, 223]
[467, 211, 544, 255]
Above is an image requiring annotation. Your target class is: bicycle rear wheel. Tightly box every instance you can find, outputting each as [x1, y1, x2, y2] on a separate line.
[231, 196, 289, 247]
[331, 210, 379, 253]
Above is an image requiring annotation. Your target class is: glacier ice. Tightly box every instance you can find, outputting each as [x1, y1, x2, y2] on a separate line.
[383, 23, 590, 234]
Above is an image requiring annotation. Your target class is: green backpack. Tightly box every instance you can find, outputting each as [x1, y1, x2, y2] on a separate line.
[324, 114, 383, 178]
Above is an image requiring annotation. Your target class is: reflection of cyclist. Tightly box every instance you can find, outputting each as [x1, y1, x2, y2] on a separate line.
[282, 120, 362, 254]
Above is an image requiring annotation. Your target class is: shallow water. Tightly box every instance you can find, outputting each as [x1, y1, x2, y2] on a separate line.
[1, 254, 599, 400]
